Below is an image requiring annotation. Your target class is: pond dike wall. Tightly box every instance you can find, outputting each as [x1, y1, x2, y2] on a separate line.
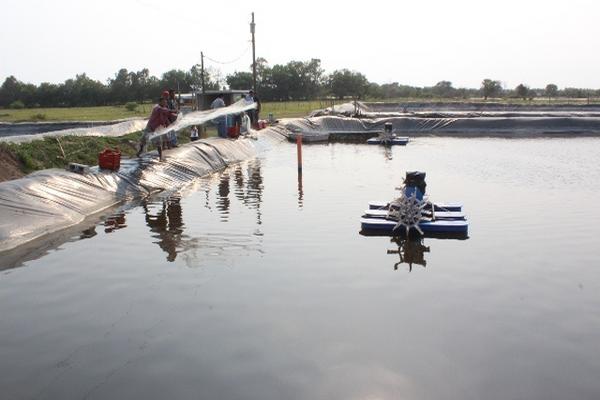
[0, 128, 287, 253]
[283, 115, 600, 141]
[362, 102, 600, 113]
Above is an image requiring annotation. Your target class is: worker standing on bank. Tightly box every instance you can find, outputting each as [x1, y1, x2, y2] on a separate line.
[137, 97, 178, 160]
[211, 93, 227, 138]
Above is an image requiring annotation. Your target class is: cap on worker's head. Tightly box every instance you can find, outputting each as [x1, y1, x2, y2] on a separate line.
[161, 90, 169, 98]
[249, 90, 254, 94]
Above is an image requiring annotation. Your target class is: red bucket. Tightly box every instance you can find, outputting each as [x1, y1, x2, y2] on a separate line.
[228, 125, 240, 138]
[98, 148, 121, 171]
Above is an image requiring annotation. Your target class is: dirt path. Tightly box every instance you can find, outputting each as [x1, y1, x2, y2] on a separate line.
[0, 147, 24, 182]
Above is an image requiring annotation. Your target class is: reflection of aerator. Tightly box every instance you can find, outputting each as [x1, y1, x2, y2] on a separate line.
[387, 237, 430, 272]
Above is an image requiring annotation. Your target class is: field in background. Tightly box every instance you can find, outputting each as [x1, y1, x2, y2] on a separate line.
[0, 105, 153, 123]
[0, 100, 345, 123]
[2, 98, 600, 123]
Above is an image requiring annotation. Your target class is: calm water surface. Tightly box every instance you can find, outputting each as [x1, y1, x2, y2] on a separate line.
[1, 137, 600, 400]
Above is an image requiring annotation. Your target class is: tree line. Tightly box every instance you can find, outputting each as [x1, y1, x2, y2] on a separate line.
[1, 58, 598, 109]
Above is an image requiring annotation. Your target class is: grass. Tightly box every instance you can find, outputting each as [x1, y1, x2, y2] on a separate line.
[261, 100, 347, 118]
[0, 104, 153, 123]
[1, 132, 142, 173]
[0, 126, 220, 175]
[0, 101, 342, 123]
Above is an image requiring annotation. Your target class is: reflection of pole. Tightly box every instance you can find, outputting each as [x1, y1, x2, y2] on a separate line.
[297, 168, 303, 208]
[296, 133, 303, 174]
[251, 12, 257, 92]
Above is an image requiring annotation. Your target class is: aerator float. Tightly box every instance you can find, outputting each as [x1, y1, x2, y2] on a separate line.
[360, 171, 469, 237]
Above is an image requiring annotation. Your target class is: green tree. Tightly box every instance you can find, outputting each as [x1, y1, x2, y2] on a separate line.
[515, 83, 529, 100]
[160, 69, 189, 93]
[481, 79, 502, 100]
[36, 82, 60, 107]
[226, 71, 254, 90]
[545, 83, 558, 100]
[328, 69, 369, 100]
[432, 81, 455, 97]
[108, 68, 133, 104]
[0, 76, 23, 107]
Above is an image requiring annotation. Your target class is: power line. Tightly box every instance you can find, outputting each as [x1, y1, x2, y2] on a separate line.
[203, 44, 251, 65]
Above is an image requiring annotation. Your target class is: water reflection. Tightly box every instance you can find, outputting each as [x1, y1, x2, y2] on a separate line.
[215, 160, 264, 224]
[217, 173, 231, 221]
[80, 227, 97, 239]
[246, 160, 263, 225]
[143, 197, 184, 262]
[387, 237, 430, 272]
[143, 160, 265, 263]
[104, 213, 127, 233]
[297, 171, 304, 208]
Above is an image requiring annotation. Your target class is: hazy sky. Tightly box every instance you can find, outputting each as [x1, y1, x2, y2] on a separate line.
[2, 0, 599, 89]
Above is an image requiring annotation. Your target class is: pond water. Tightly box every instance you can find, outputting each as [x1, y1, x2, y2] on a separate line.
[1, 137, 600, 400]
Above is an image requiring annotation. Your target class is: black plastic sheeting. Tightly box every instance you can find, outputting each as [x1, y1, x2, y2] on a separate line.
[364, 101, 600, 113]
[311, 101, 600, 116]
[283, 115, 600, 142]
[0, 128, 286, 254]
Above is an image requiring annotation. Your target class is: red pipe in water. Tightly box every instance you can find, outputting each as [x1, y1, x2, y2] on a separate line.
[296, 134, 303, 174]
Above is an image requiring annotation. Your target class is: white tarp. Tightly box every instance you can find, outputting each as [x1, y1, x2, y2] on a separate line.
[0, 99, 257, 144]
[149, 99, 257, 140]
[0, 119, 148, 144]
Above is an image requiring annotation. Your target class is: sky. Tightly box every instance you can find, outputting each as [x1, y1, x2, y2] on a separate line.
[1, 0, 599, 89]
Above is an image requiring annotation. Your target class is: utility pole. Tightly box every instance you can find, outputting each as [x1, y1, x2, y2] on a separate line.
[200, 51, 205, 95]
[250, 12, 257, 92]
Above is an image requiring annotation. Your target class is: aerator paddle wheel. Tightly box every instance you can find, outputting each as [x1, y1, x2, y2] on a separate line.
[386, 187, 428, 236]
